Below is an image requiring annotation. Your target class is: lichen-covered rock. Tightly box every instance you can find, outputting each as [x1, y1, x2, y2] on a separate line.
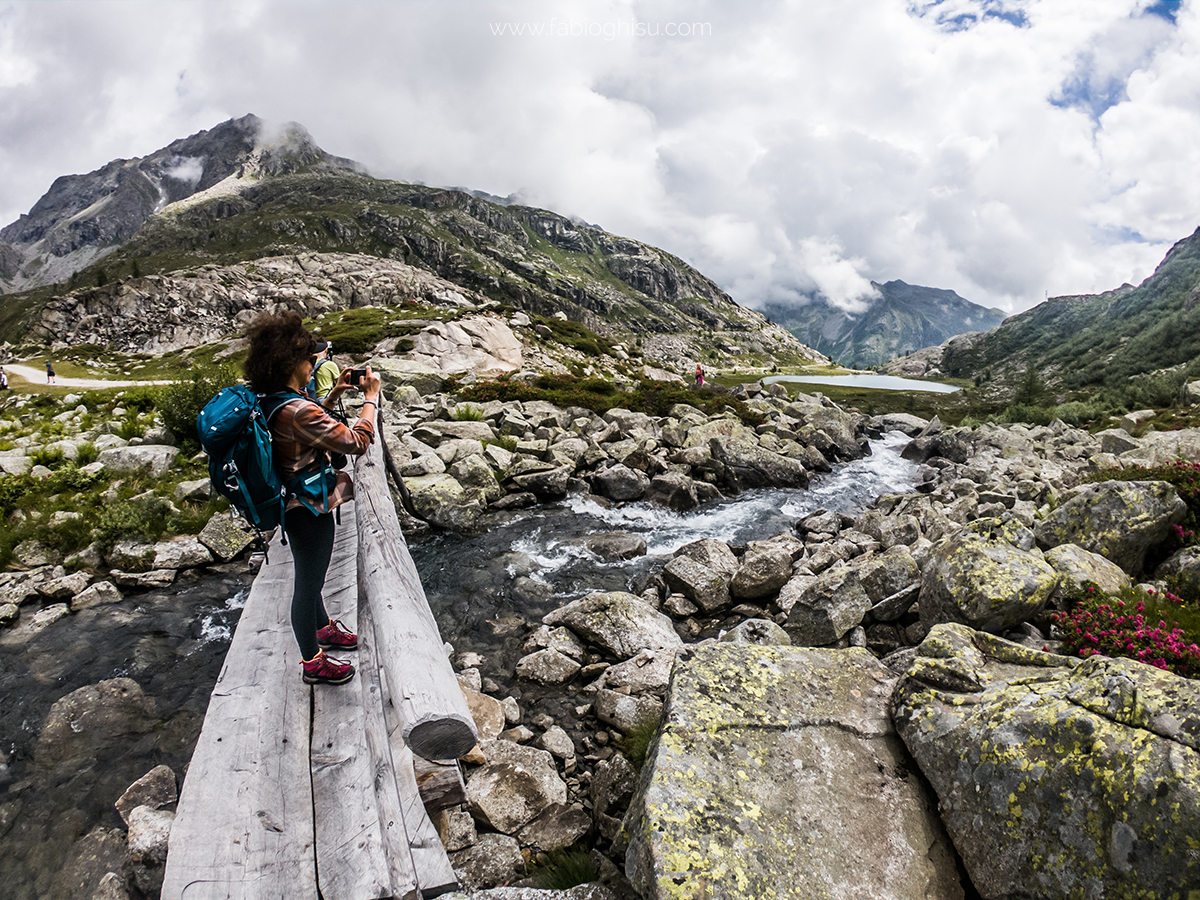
[1044, 542, 1132, 606]
[892, 622, 1200, 899]
[624, 645, 964, 899]
[198, 513, 255, 561]
[594, 689, 663, 734]
[919, 529, 1060, 634]
[406, 473, 484, 530]
[1034, 479, 1186, 575]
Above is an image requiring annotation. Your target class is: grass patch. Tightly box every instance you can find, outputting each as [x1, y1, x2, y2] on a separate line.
[532, 846, 598, 890]
[618, 713, 662, 771]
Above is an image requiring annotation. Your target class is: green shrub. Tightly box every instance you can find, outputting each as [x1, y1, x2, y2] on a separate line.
[94, 496, 174, 551]
[121, 386, 160, 414]
[450, 404, 484, 421]
[533, 846, 598, 890]
[155, 360, 242, 441]
[29, 447, 65, 469]
[76, 442, 99, 466]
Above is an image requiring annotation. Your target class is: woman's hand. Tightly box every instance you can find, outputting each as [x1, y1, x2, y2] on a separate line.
[360, 366, 381, 404]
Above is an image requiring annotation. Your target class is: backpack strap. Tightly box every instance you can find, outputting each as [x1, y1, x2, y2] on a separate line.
[261, 389, 337, 517]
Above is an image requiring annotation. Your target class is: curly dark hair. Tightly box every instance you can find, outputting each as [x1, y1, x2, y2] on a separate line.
[243, 310, 316, 394]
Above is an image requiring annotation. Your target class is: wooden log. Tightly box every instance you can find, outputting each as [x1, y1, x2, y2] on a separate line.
[309, 506, 394, 900]
[412, 756, 467, 812]
[376, 657, 460, 897]
[162, 534, 317, 900]
[358, 597, 422, 900]
[354, 417, 477, 759]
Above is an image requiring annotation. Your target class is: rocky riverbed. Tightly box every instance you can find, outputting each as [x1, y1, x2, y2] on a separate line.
[5, 378, 1200, 898]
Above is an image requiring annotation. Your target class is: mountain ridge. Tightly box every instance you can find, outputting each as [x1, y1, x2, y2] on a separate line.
[761, 280, 1007, 368]
[0, 114, 362, 294]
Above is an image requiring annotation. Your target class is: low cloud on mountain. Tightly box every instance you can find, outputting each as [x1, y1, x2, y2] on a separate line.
[0, 0, 1197, 315]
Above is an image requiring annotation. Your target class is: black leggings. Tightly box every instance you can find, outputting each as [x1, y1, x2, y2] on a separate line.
[285, 506, 335, 660]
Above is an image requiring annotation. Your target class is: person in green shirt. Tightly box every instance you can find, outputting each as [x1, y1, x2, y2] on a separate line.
[309, 341, 340, 401]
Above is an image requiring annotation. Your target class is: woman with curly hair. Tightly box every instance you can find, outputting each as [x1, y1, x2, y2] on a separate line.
[244, 310, 382, 685]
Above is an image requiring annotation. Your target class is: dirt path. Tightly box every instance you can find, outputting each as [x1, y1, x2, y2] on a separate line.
[2, 363, 177, 390]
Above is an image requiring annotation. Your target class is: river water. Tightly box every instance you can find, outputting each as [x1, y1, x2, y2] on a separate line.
[0, 432, 918, 898]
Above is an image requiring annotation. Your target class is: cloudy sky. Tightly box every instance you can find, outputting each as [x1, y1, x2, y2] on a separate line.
[1, 0, 1197, 315]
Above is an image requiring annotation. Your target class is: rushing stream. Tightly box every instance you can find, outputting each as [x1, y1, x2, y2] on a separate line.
[0, 432, 917, 897]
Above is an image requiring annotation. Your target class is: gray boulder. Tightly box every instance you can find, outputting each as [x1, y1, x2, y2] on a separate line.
[730, 545, 793, 600]
[596, 649, 676, 695]
[542, 592, 682, 659]
[406, 473, 484, 530]
[709, 437, 808, 491]
[625, 644, 964, 899]
[594, 688, 662, 733]
[448, 832, 525, 892]
[96, 445, 177, 477]
[782, 567, 872, 646]
[644, 472, 699, 511]
[564, 531, 647, 562]
[673, 538, 738, 577]
[920, 530, 1060, 634]
[1034, 480, 1186, 574]
[1044, 543, 1132, 606]
[35, 678, 158, 769]
[661, 556, 730, 613]
[854, 545, 919, 604]
[719, 619, 791, 646]
[591, 464, 650, 501]
[466, 740, 567, 834]
[1156, 546, 1200, 599]
[893, 623, 1200, 899]
[515, 649, 582, 686]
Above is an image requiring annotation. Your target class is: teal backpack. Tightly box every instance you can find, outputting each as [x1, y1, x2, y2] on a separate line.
[196, 386, 337, 556]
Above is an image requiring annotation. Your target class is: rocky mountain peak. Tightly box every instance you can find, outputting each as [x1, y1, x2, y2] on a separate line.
[0, 114, 363, 294]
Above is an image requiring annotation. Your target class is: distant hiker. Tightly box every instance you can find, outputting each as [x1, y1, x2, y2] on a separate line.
[244, 311, 381, 686]
[695, 364, 704, 387]
[0, 367, 7, 390]
[45, 361, 55, 383]
[307, 340, 340, 401]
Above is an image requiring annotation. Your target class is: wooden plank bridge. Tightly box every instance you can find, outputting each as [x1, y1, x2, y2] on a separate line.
[162, 416, 479, 900]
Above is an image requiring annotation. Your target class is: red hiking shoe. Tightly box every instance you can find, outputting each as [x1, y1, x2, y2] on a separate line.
[316, 618, 358, 651]
[301, 649, 355, 685]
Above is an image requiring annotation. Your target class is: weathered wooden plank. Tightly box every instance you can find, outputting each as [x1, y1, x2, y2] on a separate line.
[354, 419, 478, 760]
[358, 597, 422, 900]
[377, 662, 460, 897]
[413, 756, 467, 812]
[162, 534, 317, 900]
[310, 505, 394, 900]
